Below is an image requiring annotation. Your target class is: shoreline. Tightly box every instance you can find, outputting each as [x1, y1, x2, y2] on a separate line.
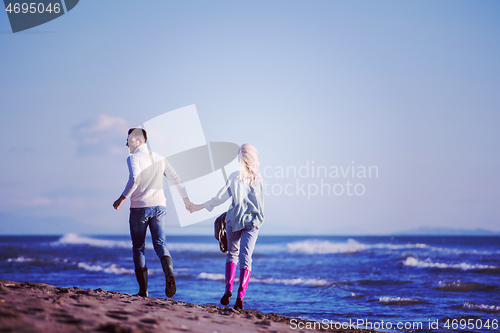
[0, 280, 383, 333]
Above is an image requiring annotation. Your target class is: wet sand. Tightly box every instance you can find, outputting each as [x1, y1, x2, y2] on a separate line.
[0, 280, 382, 333]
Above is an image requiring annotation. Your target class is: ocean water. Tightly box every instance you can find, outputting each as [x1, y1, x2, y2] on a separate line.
[1, 234, 499, 332]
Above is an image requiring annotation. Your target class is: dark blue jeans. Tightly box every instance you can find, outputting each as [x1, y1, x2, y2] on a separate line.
[129, 206, 170, 270]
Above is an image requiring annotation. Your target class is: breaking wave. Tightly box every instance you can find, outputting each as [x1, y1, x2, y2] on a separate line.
[379, 297, 429, 305]
[197, 272, 225, 281]
[287, 239, 370, 254]
[462, 301, 500, 313]
[54, 233, 132, 248]
[77, 262, 134, 275]
[254, 277, 331, 287]
[403, 257, 500, 271]
[52, 234, 499, 258]
[435, 281, 499, 292]
[52, 233, 218, 252]
[196, 272, 330, 287]
[6, 256, 35, 263]
[340, 279, 410, 286]
[286, 239, 454, 255]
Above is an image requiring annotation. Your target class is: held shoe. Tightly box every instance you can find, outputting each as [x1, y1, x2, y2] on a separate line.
[161, 256, 176, 298]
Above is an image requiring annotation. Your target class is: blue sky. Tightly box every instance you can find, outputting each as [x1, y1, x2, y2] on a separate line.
[0, 0, 499, 235]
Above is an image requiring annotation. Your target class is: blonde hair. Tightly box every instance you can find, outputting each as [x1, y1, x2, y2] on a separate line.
[237, 144, 260, 185]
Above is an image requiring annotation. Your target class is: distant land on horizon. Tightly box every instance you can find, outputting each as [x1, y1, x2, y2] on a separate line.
[392, 226, 500, 236]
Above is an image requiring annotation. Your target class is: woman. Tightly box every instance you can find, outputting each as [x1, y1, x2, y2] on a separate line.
[190, 144, 264, 310]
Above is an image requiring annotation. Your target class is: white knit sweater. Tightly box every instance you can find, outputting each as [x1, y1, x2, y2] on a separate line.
[121, 144, 187, 208]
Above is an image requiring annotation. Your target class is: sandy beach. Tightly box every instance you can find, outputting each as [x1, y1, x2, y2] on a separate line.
[0, 280, 383, 333]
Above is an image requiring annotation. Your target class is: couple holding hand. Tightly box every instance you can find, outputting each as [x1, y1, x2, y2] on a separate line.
[113, 128, 264, 310]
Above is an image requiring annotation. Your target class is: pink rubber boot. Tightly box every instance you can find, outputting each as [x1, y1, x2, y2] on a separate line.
[234, 268, 251, 310]
[220, 262, 237, 305]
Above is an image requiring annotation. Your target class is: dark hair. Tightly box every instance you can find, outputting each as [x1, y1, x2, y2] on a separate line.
[128, 128, 147, 142]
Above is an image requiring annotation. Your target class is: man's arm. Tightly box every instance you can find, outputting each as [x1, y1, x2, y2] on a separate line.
[113, 195, 126, 210]
[163, 157, 194, 211]
[113, 156, 138, 211]
[122, 156, 139, 199]
[183, 197, 194, 211]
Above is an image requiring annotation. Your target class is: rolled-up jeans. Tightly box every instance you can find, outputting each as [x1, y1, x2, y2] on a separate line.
[226, 221, 259, 270]
[129, 206, 170, 270]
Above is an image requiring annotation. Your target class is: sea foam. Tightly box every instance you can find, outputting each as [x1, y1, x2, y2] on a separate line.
[197, 273, 225, 281]
[53, 233, 218, 252]
[287, 239, 435, 254]
[286, 239, 500, 256]
[403, 257, 499, 271]
[379, 297, 428, 305]
[287, 239, 369, 254]
[196, 272, 331, 287]
[435, 281, 488, 292]
[6, 256, 35, 263]
[462, 301, 500, 313]
[77, 262, 134, 275]
[55, 233, 132, 248]
[254, 277, 331, 287]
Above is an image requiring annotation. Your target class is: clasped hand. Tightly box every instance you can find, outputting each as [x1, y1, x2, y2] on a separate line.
[183, 198, 204, 213]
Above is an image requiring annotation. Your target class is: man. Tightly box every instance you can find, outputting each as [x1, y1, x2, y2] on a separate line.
[113, 128, 193, 298]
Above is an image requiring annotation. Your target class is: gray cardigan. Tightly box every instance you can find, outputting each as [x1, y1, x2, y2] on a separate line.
[204, 171, 264, 232]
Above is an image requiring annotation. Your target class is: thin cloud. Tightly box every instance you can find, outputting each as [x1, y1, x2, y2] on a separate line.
[73, 114, 130, 157]
[5, 197, 52, 207]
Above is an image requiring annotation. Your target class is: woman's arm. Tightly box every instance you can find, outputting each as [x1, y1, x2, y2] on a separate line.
[189, 174, 235, 213]
[204, 179, 232, 212]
